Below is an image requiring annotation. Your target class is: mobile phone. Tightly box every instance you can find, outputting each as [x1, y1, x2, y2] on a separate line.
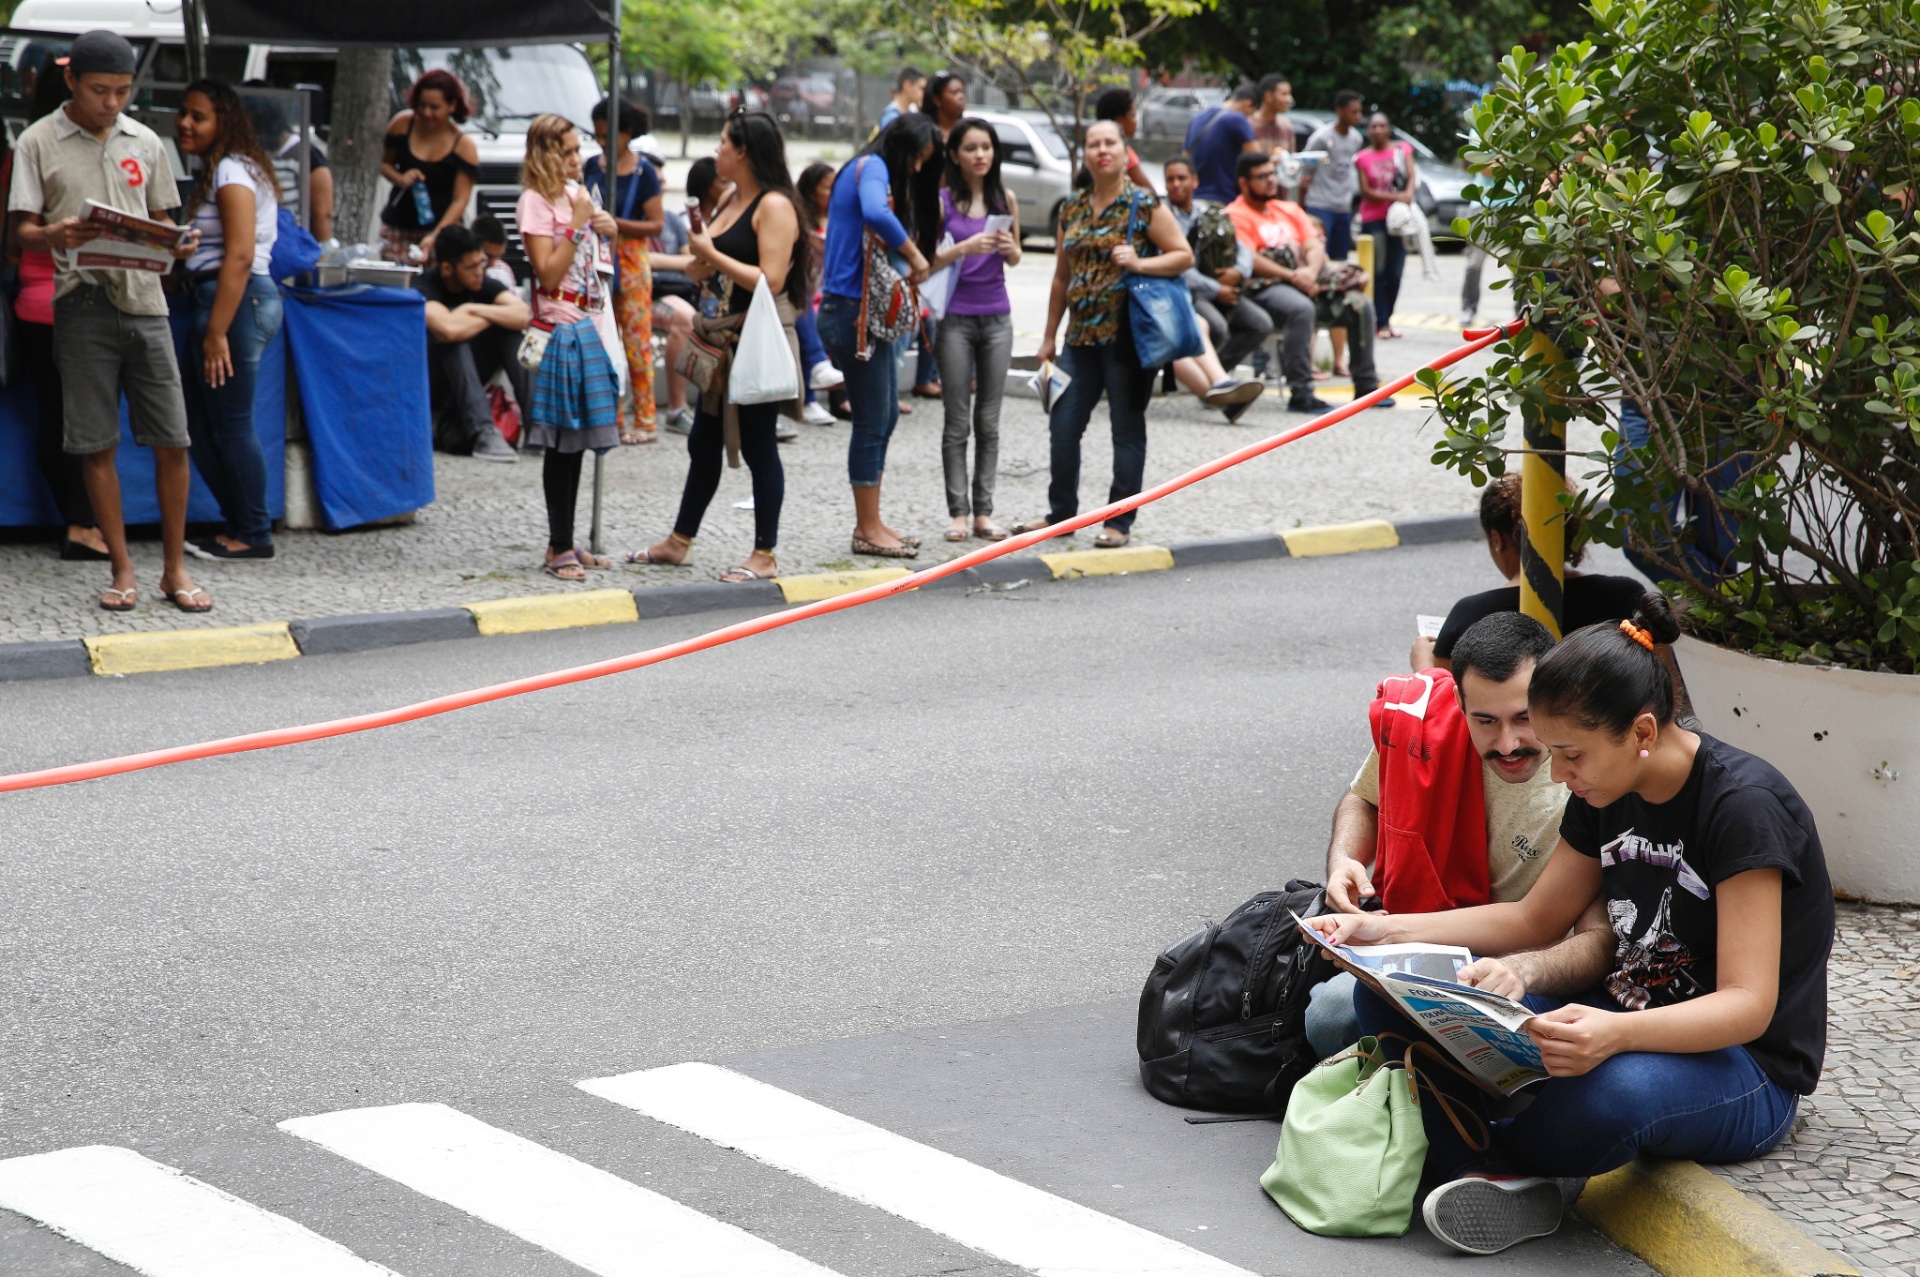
[686, 200, 704, 234]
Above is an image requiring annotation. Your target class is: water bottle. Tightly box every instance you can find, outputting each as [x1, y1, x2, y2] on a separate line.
[410, 178, 434, 227]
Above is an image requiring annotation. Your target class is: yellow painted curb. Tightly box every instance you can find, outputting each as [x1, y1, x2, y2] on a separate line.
[463, 589, 638, 636]
[775, 567, 912, 604]
[1281, 520, 1400, 557]
[83, 622, 300, 676]
[1038, 545, 1175, 579]
[1577, 1159, 1858, 1277]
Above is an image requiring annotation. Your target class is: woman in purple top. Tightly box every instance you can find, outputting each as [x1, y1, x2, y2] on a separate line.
[935, 119, 1022, 541]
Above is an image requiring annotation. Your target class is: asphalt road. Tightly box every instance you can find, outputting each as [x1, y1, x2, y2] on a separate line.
[0, 544, 1650, 1275]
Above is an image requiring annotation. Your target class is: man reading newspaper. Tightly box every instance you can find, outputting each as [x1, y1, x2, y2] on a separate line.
[8, 29, 210, 613]
[1305, 613, 1612, 1056]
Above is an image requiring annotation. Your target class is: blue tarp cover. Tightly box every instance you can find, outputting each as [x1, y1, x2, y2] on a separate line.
[280, 284, 434, 531]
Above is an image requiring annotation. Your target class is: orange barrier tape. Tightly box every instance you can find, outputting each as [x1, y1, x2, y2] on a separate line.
[0, 320, 1526, 794]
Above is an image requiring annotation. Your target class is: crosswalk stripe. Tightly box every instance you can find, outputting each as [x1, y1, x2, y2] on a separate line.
[0, 1145, 400, 1277]
[580, 1063, 1259, 1277]
[279, 1101, 844, 1277]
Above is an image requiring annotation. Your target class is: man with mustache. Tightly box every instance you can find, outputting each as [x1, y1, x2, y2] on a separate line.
[1306, 612, 1614, 1055]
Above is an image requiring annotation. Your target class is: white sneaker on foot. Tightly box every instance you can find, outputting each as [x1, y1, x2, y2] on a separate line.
[809, 361, 845, 390]
[802, 400, 836, 425]
[1422, 1175, 1563, 1255]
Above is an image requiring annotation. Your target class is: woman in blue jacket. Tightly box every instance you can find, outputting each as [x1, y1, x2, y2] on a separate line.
[816, 114, 942, 557]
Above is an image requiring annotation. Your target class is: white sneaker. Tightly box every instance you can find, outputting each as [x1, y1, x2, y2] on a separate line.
[1422, 1176, 1564, 1255]
[809, 361, 845, 391]
[801, 400, 836, 425]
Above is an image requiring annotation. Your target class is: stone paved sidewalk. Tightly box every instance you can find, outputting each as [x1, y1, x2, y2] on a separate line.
[1714, 903, 1920, 1275]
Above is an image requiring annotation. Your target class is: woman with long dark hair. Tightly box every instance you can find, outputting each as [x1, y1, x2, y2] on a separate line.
[379, 68, 479, 263]
[816, 112, 941, 557]
[1012, 120, 1191, 550]
[1312, 594, 1834, 1256]
[518, 114, 621, 581]
[173, 79, 284, 562]
[627, 111, 806, 583]
[935, 118, 1019, 541]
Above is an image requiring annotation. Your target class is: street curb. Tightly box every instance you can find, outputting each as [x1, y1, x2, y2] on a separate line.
[1576, 1158, 1859, 1277]
[0, 510, 1483, 680]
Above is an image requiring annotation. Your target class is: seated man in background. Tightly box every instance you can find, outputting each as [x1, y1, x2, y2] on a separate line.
[471, 214, 519, 291]
[1306, 612, 1612, 1056]
[1165, 157, 1271, 382]
[1413, 473, 1648, 671]
[416, 222, 527, 462]
[1225, 151, 1384, 414]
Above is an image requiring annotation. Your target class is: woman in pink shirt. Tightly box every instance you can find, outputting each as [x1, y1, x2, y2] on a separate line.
[1355, 113, 1416, 339]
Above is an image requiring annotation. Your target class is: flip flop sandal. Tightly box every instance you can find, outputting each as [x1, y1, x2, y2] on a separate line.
[573, 548, 613, 569]
[1093, 530, 1130, 549]
[626, 535, 691, 566]
[851, 536, 919, 559]
[717, 559, 777, 582]
[1009, 518, 1057, 536]
[944, 529, 972, 542]
[161, 585, 212, 613]
[975, 524, 1010, 542]
[99, 587, 137, 612]
[543, 550, 587, 580]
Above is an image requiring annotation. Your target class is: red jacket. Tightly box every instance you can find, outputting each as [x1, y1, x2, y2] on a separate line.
[1367, 669, 1490, 914]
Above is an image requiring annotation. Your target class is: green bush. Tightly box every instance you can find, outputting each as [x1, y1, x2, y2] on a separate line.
[1426, 0, 1920, 673]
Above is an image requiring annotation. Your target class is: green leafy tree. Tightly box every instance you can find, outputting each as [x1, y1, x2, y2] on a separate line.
[623, 0, 741, 155]
[1425, 0, 1920, 672]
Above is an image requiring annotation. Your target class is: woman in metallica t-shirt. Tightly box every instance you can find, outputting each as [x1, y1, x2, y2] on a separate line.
[1309, 593, 1833, 1256]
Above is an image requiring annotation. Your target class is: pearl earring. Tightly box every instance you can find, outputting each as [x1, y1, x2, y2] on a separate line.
[1638, 748, 1650, 758]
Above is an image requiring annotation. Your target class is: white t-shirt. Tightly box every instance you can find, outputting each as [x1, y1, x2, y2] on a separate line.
[187, 156, 278, 275]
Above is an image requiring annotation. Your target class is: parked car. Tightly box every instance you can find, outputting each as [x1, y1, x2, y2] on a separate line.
[1286, 108, 1474, 243]
[968, 108, 1077, 244]
[1138, 86, 1223, 142]
[770, 73, 837, 127]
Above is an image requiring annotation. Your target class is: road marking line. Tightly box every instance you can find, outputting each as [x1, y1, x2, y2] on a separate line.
[580, 1063, 1258, 1277]
[280, 1102, 841, 1277]
[0, 1145, 399, 1276]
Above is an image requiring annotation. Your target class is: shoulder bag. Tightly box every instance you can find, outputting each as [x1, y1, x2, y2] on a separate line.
[854, 157, 919, 361]
[1121, 190, 1203, 369]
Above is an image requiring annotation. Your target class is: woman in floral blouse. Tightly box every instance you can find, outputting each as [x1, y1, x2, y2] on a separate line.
[1013, 120, 1193, 549]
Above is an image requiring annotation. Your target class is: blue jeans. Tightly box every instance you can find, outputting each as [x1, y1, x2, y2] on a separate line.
[1353, 984, 1799, 1181]
[1613, 399, 1749, 585]
[1049, 333, 1153, 535]
[179, 274, 283, 544]
[819, 293, 899, 487]
[795, 303, 828, 404]
[1307, 208, 1354, 261]
[1305, 970, 1363, 1059]
[1360, 218, 1405, 329]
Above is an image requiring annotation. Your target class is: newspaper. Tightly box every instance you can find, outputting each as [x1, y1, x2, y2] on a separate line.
[69, 199, 188, 274]
[1294, 912, 1550, 1096]
[1026, 359, 1072, 411]
[1416, 613, 1447, 639]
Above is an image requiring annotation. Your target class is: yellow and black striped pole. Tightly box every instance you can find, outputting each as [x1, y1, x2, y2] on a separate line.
[1518, 328, 1569, 638]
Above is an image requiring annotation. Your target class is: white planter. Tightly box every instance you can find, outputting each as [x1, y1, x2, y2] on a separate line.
[1675, 635, 1920, 903]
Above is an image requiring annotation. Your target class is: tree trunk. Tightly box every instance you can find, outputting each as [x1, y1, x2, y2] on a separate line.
[330, 47, 395, 246]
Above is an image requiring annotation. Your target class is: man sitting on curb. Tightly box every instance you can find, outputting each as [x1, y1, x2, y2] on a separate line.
[415, 222, 527, 462]
[1224, 151, 1384, 415]
[1305, 611, 1613, 1056]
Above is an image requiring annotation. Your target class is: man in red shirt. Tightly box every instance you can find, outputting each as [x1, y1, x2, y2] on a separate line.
[1224, 151, 1386, 414]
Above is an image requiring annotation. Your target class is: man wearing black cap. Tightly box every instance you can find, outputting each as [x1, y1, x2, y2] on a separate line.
[8, 29, 211, 613]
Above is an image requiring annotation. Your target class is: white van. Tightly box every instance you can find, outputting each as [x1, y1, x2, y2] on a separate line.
[6, 0, 623, 271]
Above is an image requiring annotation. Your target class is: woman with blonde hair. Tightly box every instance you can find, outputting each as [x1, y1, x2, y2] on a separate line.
[517, 113, 622, 580]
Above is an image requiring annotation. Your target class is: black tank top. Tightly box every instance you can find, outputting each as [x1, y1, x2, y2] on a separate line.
[711, 191, 765, 314]
[381, 123, 479, 231]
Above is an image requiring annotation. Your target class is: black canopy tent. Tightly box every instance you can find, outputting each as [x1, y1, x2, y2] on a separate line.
[197, 0, 628, 552]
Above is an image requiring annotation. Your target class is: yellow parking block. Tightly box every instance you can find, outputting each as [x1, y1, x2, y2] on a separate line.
[83, 622, 301, 676]
[775, 567, 913, 604]
[463, 589, 637, 636]
[1038, 545, 1175, 579]
[1281, 520, 1400, 557]
[1577, 1158, 1859, 1277]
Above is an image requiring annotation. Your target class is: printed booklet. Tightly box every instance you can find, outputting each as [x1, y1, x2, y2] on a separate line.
[69, 199, 188, 273]
[1293, 912, 1551, 1095]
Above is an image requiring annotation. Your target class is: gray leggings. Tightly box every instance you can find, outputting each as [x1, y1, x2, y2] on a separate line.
[933, 311, 1013, 517]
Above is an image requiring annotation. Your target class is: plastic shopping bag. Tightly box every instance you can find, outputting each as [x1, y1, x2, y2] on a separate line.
[920, 234, 958, 320]
[729, 275, 800, 405]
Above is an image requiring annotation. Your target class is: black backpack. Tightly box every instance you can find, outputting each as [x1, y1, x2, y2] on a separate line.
[1136, 880, 1333, 1114]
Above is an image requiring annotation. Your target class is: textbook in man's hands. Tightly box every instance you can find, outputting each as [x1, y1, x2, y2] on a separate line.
[1293, 912, 1550, 1096]
[69, 199, 188, 273]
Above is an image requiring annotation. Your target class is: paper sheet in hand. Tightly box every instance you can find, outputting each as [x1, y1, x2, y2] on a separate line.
[1417, 614, 1447, 639]
[920, 235, 958, 319]
[70, 199, 187, 273]
[1025, 360, 1071, 411]
[1293, 911, 1549, 1095]
[983, 214, 1013, 235]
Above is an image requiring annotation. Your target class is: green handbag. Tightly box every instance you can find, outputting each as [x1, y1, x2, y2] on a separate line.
[1259, 1034, 1489, 1237]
